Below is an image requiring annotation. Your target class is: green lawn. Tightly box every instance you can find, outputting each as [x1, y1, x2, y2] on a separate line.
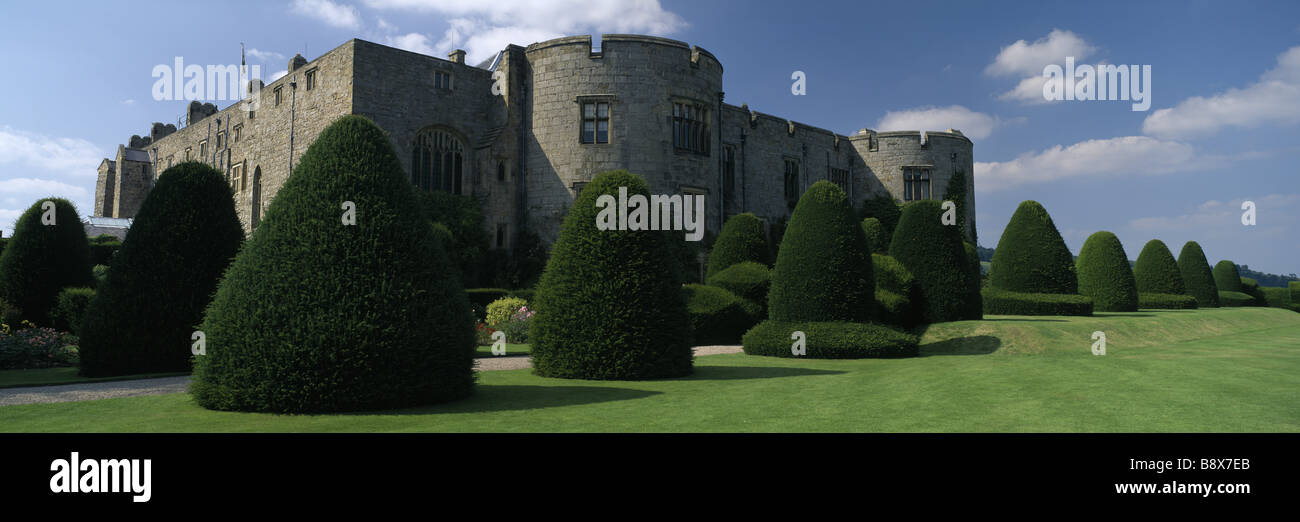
[2, 307, 1297, 432]
[0, 368, 187, 389]
[473, 343, 530, 358]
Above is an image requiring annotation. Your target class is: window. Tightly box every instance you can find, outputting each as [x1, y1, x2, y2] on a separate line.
[783, 158, 800, 209]
[673, 101, 710, 154]
[410, 129, 464, 194]
[232, 163, 245, 191]
[305, 68, 317, 91]
[572, 181, 588, 195]
[903, 167, 932, 201]
[434, 70, 452, 90]
[274, 86, 283, 106]
[199, 140, 207, 159]
[722, 145, 736, 196]
[496, 223, 508, 249]
[497, 161, 507, 182]
[216, 132, 225, 149]
[233, 124, 242, 143]
[184, 148, 191, 161]
[166, 155, 174, 168]
[829, 167, 850, 192]
[581, 101, 609, 144]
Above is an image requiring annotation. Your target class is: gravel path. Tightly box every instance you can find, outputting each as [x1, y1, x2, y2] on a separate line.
[0, 346, 745, 406]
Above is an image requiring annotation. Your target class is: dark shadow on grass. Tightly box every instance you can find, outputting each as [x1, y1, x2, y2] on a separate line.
[982, 317, 1069, 322]
[1093, 313, 1155, 318]
[684, 366, 845, 381]
[351, 385, 661, 415]
[919, 335, 1002, 356]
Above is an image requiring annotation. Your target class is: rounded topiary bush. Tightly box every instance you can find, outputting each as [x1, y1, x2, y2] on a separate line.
[530, 170, 693, 380]
[706, 212, 769, 280]
[1212, 260, 1243, 293]
[683, 284, 761, 345]
[1134, 239, 1186, 295]
[191, 115, 476, 413]
[861, 218, 889, 254]
[706, 261, 770, 313]
[0, 198, 93, 326]
[872, 254, 920, 327]
[989, 200, 1077, 294]
[1076, 231, 1139, 312]
[888, 200, 972, 323]
[78, 163, 244, 377]
[769, 181, 874, 323]
[742, 320, 919, 359]
[1177, 242, 1219, 308]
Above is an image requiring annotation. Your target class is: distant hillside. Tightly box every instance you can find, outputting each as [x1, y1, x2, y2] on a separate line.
[976, 246, 1297, 287]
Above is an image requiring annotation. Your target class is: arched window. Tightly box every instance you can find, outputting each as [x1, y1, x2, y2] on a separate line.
[411, 128, 464, 194]
[250, 166, 262, 229]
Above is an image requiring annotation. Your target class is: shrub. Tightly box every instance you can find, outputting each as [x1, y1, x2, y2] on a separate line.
[860, 218, 889, 255]
[91, 265, 109, 287]
[77, 163, 244, 377]
[0, 325, 78, 369]
[0, 198, 94, 326]
[888, 200, 971, 323]
[485, 296, 527, 328]
[1138, 293, 1198, 309]
[982, 287, 1093, 316]
[496, 305, 534, 344]
[1076, 231, 1139, 312]
[1261, 286, 1291, 309]
[860, 194, 902, 237]
[1176, 242, 1219, 308]
[706, 212, 769, 279]
[1240, 278, 1267, 306]
[1212, 260, 1243, 293]
[872, 254, 920, 328]
[1292, 282, 1300, 308]
[943, 169, 973, 243]
[683, 284, 761, 345]
[706, 261, 770, 313]
[51, 287, 95, 335]
[963, 242, 984, 320]
[529, 170, 692, 380]
[414, 190, 492, 287]
[769, 181, 874, 323]
[1134, 240, 1186, 295]
[1218, 291, 1256, 307]
[0, 299, 22, 329]
[989, 200, 1077, 294]
[742, 320, 919, 359]
[191, 115, 476, 413]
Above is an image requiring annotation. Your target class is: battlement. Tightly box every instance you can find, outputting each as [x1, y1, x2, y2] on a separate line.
[525, 34, 722, 71]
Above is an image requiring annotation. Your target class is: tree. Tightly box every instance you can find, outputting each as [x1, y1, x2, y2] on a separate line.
[0, 198, 93, 326]
[1177, 241, 1219, 308]
[1076, 231, 1139, 312]
[190, 115, 476, 413]
[889, 200, 973, 323]
[529, 170, 693, 379]
[78, 163, 243, 376]
[1133, 239, 1185, 295]
[769, 181, 874, 323]
[1213, 260, 1243, 293]
[989, 200, 1077, 294]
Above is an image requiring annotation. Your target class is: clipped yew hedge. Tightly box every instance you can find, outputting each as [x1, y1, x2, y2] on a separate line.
[872, 254, 921, 328]
[1134, 240, 1186, 295]
[982, 287, 1093, 316]
[1261, 287, 1291, 309]
[0, 198, 94, 326]
[989, 200, 1078, 294]
[742, 320, 919, 359]
[706, 212, 769, 280]
[1076, 231, 1139, 312]
[1240, 278, 1267, 306]
[963, 242, 983, 320]
[529, 170, 693, 380]
[1217, 291, 1256, 307]
[1138, 292, 1198, 309]
[191, 115, 476, 413]
[1212, 260, 1243, 293]
[706, 261, 770, 314]
[768, 181, 874, 323]
[683, 284, 761, 345]
[888, 200, 972, 322]
[1177, 242, 1219, 308]
[861, 218, 889, 254]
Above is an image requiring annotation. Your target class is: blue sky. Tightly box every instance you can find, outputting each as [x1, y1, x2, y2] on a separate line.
[1, 0, 1298, 276]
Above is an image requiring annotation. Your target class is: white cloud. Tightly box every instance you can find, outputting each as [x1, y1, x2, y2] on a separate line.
[363, 0, 687, 63]
[876, 105, 1002, 140]
[973, 136, 1211, 193]
[1142, 46, 1300, 139]
[0, 178, 90, 199]
[246, 48, 286, 62]
[987, 29, 1096, 104]
[0, 126, 102, 175]
[290, 0, 362, 30]
[120, 99, 135, 105]
[1129, 194, 1300, 239]
[385, 33, 437, 56]
[268, 69, 288, 83]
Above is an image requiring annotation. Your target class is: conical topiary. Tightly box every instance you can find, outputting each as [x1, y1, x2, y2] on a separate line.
[888, 200, 972, 322]
[861, 217, 889, 254]
[190, 115, 476, 413]
[529, 170, 693, 379]
[1134, 239, 1186, 294]
[1212, 260, 1243, 293]
[1177, 241, 1219, 308]
[989, 200, 1077, 294]
[0, 198, 93, 325]
[706, 212, 768, 279]
[769, 180, 874, 323]
[79, 163, 244, 377]
[1076, 231, 1139, 312]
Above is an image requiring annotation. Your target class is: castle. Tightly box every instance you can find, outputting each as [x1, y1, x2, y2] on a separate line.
[93, 35, 975, 249]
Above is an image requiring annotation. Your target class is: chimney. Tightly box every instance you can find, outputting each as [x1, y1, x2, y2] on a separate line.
[289, 53, 308, 72]
[448, 49, 466, 64]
